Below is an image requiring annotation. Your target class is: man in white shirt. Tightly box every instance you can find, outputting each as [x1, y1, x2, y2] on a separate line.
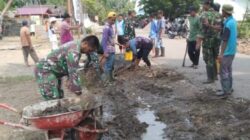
[115, 14, 125, 53]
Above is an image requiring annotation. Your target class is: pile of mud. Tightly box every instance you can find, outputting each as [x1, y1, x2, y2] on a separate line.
[22, 95, 102, 117]
[85, 66, 250, 140]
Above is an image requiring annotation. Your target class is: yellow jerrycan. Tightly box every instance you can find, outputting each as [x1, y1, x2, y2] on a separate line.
[124, 50, 133, 61]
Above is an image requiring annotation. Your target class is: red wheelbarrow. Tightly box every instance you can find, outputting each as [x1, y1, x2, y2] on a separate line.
[0, 96, 107, 140]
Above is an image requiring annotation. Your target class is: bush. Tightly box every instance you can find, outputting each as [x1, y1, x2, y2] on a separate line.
[238, 19, 250, 39]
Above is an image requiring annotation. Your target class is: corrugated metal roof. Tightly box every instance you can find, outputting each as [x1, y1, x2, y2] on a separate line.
[16, 7, 52, 16]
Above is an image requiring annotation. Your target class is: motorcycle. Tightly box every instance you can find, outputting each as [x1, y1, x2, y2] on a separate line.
[165, 18, 188, 39]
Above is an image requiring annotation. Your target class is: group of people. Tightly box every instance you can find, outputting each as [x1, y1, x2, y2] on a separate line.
[101, 10, 166, 82]
[21, 9, 157, 100]
[19, 0, 238, 100]
[186, 0, 237, 97]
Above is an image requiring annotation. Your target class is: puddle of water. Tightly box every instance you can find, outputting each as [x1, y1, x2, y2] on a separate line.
[137, 108, 168, 140]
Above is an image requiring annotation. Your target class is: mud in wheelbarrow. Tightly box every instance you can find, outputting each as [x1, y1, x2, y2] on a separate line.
[0, 94, 107, 140]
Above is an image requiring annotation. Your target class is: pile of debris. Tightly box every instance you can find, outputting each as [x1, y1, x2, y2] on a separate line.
[238, 38, 250, 55]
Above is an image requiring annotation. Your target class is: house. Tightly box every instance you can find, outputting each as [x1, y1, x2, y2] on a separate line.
[15, 5, 65, 25]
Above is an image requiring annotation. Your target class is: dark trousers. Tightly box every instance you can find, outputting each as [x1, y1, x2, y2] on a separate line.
[220, 55, 235, 93]
[117, 35, 125, 50]
[137, 42, 153, 67]
[187, 41, 200, 65]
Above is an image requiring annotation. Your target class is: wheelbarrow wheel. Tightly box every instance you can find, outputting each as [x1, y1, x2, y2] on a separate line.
[75, 117, 103, 140]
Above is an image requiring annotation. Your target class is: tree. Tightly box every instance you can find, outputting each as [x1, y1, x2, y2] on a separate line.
[82, 0, 135, 23]
[140, 0, 201, 18]
[0, 0, 5, 11]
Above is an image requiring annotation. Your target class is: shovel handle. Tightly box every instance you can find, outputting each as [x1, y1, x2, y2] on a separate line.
[0, 103, 19, 113]
[0, 120, 40, 131]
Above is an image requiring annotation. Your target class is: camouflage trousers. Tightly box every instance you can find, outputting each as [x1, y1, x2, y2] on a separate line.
[202, 38, 220, 67]
[34, 67, 64, 100]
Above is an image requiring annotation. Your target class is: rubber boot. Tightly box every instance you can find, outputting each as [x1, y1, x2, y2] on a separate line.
[160, 47, 165, 57]
[203, 66, 215, 84]
[109, 71, 115, 82]
[154, 48, 159, 57]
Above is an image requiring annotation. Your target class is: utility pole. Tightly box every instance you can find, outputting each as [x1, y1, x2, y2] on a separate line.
[240, 2, 250, 27]
[67, 0, 73, 16]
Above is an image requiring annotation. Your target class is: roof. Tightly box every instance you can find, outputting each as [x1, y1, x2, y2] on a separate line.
[16, 7, 52, 16]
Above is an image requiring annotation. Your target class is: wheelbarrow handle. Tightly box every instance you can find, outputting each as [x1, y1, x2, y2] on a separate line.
[0, 120, 40, 131]
[0, 103, 19, 113]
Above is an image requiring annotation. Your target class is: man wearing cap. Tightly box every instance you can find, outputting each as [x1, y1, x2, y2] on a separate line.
[60, 13, 82, 45]
[20, 20, 39, 67]
[101, 12, 117, 82]
[196, 0, 222, 84]
[217, 4, 237, 96]
[187, 7, 200, 69]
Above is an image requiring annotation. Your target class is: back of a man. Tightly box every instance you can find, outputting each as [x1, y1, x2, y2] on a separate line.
[20, 20, 39, 66]
[20, 26, 30, 47]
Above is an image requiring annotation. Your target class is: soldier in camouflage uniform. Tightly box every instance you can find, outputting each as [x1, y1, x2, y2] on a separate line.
[124, 10, 136, 40]
[197, 0, 222, 84]
[34, 36, 100, 100]
[213, 3, 223, 78]
[84, 52, 102, 77]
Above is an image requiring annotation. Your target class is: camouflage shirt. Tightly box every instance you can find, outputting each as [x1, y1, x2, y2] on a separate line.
[214, 10, 224, 39]
[84, 52, 100, 74]
[124, 18, 136, 40]
[197, 8, 222, 39]
[36, 41, 82, 93]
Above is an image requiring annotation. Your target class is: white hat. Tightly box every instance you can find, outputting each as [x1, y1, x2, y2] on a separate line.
[49, 17, 57, 23]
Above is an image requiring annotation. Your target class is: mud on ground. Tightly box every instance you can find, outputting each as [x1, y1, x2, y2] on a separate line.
[0, 66, 250, 140]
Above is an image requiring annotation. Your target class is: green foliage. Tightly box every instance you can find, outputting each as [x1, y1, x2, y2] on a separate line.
[82, 0, 135, 23]
[140, 0, 201, 18]
[46, 0, 66, 6]
[0, 0, 5, 11]
[238, 19, 250, 38]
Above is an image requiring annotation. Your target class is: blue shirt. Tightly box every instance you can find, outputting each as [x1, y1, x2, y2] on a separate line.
[156, 18, 165, 38]
[116, 20, 125, 36]
[129, 37, 152, 55]
[223, 16, 237, 56]
[149, 20, 157, 38]
[129, 38, 137, 55]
